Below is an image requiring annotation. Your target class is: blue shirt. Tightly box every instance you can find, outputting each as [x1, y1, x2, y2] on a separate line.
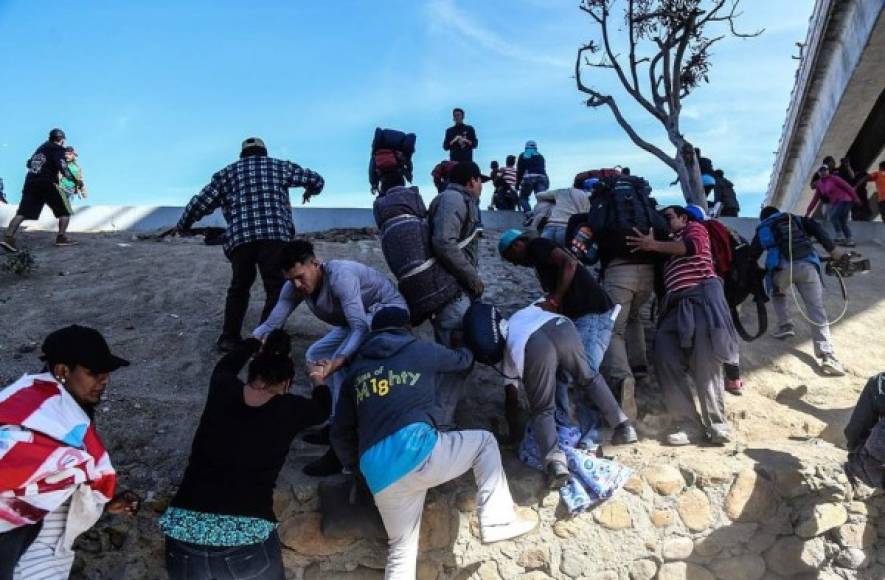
[360, 422, 438, 494]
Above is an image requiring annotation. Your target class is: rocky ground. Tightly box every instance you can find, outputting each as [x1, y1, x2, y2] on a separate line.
[1, 227, 884, 579]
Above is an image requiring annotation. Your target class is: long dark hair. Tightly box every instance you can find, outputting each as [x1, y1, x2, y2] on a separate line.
[247, 329, 295, 387]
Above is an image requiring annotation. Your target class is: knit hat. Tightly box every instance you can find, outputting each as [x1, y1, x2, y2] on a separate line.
[242, 137, 266, 152]
[371, 306, 410, 331]
[525, 140, 537, 149]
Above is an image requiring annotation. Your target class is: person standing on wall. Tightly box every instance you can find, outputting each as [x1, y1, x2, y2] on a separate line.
[442, 107, 478, 163]
[177, 137, 325, 352]
[2, 129, 82, 252]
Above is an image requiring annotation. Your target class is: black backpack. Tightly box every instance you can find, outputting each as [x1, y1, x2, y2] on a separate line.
[462, 301, 506, 365]
[586, 175, 667, 259]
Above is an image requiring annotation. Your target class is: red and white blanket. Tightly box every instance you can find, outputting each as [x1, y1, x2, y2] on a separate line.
[0, 373, 116, 543]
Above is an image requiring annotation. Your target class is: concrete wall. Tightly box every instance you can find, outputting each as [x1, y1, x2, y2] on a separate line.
[0, 205, 527, 234]
[767, 0, 885, 211]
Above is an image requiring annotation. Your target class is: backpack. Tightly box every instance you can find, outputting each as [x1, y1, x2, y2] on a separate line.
[461, 301, 506, 365]
[370, 128, 416, 190]
[431, 160, 458, 193]
[586, 175, 667, 260]
[573, 168, 621, 189]
[373, 186, 471, 325]
[702, 219, 769, 341]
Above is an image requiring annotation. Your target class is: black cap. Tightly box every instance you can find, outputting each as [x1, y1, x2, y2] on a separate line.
[449, 161, 490, 185]
[49, 128, 66, 141]
[41, 325, 130, 373]
[371, 306, 410, 332]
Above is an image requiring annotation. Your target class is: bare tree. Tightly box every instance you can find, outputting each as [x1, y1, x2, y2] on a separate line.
[575, 0, 761, 206]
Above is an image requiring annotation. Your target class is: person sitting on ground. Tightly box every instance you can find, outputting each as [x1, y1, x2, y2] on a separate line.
[159, 329, 331, 580]
[331, 306, 538, 579]
[533, 187, 593, 247]
[499, 301, 637, 488]
[2, 129, 83, 253]
[59, 146, 87, 203]
[711, 169, 739, 217]
[516, 141, 548, 214]
[806, 165, 861, 247]
[627, 205, 738, 446]
[252, 239, 408, 477]
[0, 325, 139, 579]
[177, 137, 325, 352]
[751, 206, 847, 376]
[844, 372, 885, 489]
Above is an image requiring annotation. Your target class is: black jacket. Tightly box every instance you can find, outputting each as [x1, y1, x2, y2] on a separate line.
[749, 213, 835, 263]
[331, 329, 474, 468]
[24, 141, 75, 189]
[516, 153, 547, 183]
[443, 124, 478, 162]
[845, 373, 885, 451]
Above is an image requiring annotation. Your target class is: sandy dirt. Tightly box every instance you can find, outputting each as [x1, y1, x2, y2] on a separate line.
[0, 227, 881, 578]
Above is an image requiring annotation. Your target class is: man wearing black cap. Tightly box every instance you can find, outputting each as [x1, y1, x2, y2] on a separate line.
[2, 129, 82, 253]
[0, 325, 138, 578]
[177, 137, 325, 352]
[427, 161, 486, 423]
[331, 306, 537, 579]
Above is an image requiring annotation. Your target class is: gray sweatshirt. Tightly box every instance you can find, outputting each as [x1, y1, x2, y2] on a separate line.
[253, 260, 407, 359]
[428, 184, 481, 294]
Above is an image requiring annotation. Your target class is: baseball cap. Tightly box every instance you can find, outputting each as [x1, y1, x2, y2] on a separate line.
[448, 161, 490, 185]
[242, 137, 266, 152]
[498, 228, 527, 256]
[685, 204, 707, 222]
[41, 325, 130, 373]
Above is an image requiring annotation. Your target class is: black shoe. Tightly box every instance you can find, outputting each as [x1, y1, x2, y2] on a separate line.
[303, 425, 330, 445]
[611, 421, 638, 445]
[546, 462, 570, 490]
[303, 448, 342, 477]
[216, 335, 242, 353]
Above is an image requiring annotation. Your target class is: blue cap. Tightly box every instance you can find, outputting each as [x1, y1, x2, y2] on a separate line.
[685, 204, 707, 222]
[582, 177, 599, 190]
[498, 229, 525, 256]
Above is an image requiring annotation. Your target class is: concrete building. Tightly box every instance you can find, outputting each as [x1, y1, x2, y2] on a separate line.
[766, 0, 885, 213]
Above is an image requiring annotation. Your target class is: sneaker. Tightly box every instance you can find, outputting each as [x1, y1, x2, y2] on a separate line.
[302, 447, 342, 477]
[771, 325, 796, 339]
[546, 461, 570, 490]
[216, 335, 242, 353]
[481, 507, 539, 544]
[0, 236, 18, 253]
[666, 430, 691, 446]
[820, 354, 846, 377]
[725, 378, 744, 396]
[303, 425, 330, 445]
[54, 235, 78, 246]
[619, 377, 638, 421]
[707, 425, 732, 445]
[611, 420, 638, 445]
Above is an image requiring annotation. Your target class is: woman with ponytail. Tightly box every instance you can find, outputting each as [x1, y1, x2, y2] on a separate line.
[159, 330, 331, 580]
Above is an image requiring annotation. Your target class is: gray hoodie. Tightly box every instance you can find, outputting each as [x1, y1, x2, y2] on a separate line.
[428, 184, 482, 295]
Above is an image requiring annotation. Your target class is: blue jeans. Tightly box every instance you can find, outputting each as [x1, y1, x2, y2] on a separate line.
[518, 174, 549, 213]
[165, 531, 285, 580]
[829, 201, 853, 240]
[541, 225, 567, 247]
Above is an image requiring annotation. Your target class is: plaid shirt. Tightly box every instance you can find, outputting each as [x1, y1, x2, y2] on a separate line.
[178, 156, 324, 255]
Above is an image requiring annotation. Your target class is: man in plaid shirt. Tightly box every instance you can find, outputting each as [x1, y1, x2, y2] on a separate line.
[178, 137, 324, 351]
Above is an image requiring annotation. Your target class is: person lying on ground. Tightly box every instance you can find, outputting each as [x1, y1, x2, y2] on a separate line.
[0, 325, 138, 580]
[750, 206, 847, 376]
[627, 205, 738, 446]
[252, 239, 408, 477]
[844, 372, 885, 489]
[331, 306, 538, 580]
[159, 329, 331, 580]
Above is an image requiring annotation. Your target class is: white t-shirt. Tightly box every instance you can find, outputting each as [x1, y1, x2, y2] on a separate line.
[502, 304, 566, 380]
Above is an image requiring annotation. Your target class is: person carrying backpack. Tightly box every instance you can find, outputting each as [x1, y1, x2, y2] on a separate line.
[516, 141, 548, 214]
[627, 206, 738, 446]
[751, 206, 847, 376]
[331, 307, 538, 579]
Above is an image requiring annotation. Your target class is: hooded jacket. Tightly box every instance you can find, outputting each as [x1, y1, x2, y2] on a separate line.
[330, 330, 474, 467]
[428, 184, 482, 295]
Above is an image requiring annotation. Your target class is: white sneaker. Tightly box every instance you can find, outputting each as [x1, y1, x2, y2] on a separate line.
[771, 326, 796, 339]
[666, 431, 691, 446]
[707, 425, 732, 445]
[481, 507, 539, 544]
[820, 355, 846, 376]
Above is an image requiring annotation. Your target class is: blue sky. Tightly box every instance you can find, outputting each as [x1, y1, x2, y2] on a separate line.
[0, 0, 814, 214]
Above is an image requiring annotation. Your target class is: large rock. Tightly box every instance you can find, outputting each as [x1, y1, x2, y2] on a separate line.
[794, 503, 848, 538]
[656, 562, 714, 580]
[663, 537, 695, 561]
[709, 555, 766, 580]
[517, 547, 549, 571]
[764, 536, 827, 577]
[834, 522, 876, 549]
[724, 468, 778, 522]
[676, 489, 712, 532]
[593, 500, 633, 530]
[834, 547, 871, 570]
[642, 465, 686, 496]
[629, 558, 658, 580]
[279, 512, 355, 556]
